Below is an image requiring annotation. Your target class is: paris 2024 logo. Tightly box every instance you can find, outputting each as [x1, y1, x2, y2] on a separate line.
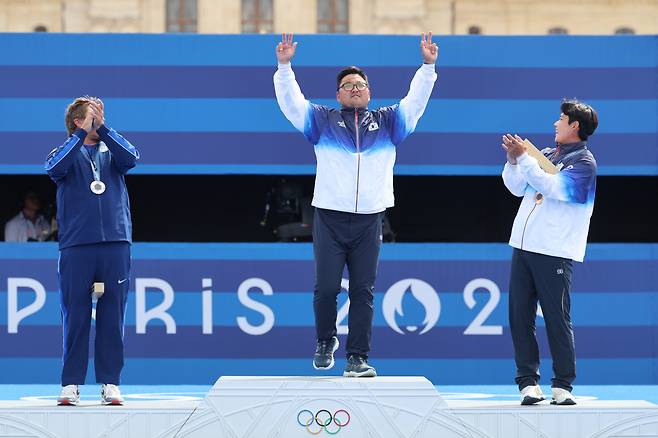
[382, 279, 440, 335]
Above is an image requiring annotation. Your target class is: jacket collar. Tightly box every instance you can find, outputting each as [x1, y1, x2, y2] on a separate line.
[340, 106, 368, 117]
[556, 140, 587, 155]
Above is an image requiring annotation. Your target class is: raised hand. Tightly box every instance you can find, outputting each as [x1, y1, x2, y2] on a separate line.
[276, 33, 297, 64]
[80, 103, 102, 133]
[501, 134, 527, 164]
[420, 32, 439, 64]
[89, 101, 105, 128]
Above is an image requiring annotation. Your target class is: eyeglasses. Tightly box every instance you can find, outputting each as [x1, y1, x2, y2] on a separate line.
[338, 81, 369, 91]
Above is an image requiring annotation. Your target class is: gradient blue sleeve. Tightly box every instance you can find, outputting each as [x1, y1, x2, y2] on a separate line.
[388, 64, 437, 146]
[517, 153, 596, 203]
[502, 162, 528, 197]
[303, 104, 329, 145]
[274, 63, 327, 145]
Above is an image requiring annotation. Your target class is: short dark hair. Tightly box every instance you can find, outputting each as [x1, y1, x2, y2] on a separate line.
[561, 99, 598, 141]
[337, 66, 368, 89]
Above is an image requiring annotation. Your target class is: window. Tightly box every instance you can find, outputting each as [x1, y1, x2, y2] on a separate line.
[242, 0, 273, 33]
[166, 0, 197, 33]
[317, 0, 349, 33]
[615, 27, 635, 35]
[467, 25, 481, 35]
[548, 26, 568, 35]
[33, 25, 48, 32]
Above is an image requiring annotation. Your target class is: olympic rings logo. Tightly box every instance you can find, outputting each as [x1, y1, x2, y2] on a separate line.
[296, 409, 351, 435]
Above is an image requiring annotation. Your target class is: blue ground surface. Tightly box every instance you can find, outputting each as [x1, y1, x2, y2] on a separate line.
[1, 385, 656, 404]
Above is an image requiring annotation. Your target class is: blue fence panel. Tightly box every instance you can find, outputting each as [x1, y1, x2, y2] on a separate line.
[0, 242, 656, 384]
[0, 34, 656, 175]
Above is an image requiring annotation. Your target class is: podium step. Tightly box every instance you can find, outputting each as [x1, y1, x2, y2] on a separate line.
[0, 379, 656, 437]
[200, 376, 449, 437]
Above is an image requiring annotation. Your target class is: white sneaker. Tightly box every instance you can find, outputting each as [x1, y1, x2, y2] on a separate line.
[551, 387, 576, 405]
[101, 384, 124, 405]
[520, 385, 545, 405]
[57, 385, 80, 406]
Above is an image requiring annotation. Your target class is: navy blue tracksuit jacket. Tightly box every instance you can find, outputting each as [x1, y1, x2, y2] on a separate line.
[45, 125, 139, 385]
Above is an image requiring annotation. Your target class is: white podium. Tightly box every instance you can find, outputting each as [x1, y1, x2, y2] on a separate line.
[188, 376, 458, 438]
[0, 378, 656, 437]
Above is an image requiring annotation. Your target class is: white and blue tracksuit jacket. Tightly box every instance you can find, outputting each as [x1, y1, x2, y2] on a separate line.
[45, 125, 140, 249]
[502, 141, 597, 262]
[274, 63, 437, 214]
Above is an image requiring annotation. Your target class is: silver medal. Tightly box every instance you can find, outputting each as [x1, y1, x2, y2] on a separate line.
[90, 180, 106, 195]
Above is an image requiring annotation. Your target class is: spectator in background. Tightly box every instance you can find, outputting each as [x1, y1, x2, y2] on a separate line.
[4, 190, 52, 242]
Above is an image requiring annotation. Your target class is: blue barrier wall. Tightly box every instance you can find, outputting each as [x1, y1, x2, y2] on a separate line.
[0, 242, 656, 385]
[0, 34, 656, 175]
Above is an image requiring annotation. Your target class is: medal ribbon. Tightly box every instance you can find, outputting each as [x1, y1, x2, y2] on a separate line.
[81, 145, 101, 182]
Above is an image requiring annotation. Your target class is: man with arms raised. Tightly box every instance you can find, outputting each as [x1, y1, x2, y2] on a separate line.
[274, 33, 438, 377]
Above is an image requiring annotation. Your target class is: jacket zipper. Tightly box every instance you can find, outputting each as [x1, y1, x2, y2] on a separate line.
[354, 111, 361, 213]
[520, 201, 537, 250]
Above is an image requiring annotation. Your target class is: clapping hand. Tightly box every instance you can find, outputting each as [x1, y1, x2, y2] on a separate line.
[81, 102, 103, 133]
[501, 134, 527, 164]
